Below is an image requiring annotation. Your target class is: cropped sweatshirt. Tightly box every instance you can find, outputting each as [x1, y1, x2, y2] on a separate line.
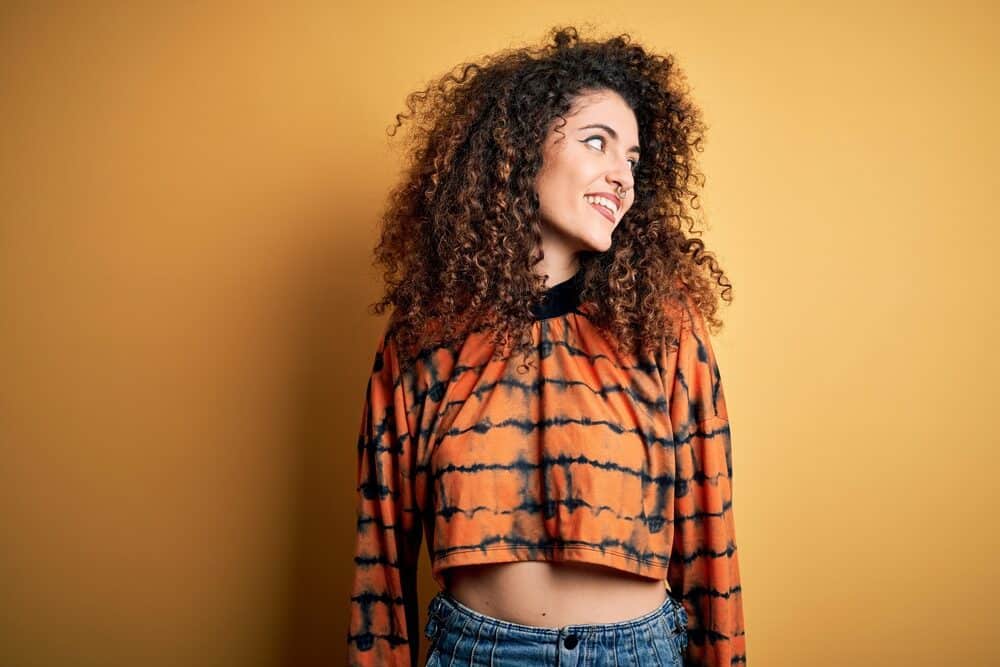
[346, 268, 746, 667]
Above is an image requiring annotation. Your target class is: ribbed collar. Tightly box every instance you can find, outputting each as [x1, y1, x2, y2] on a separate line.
[530, 268, 585, 320]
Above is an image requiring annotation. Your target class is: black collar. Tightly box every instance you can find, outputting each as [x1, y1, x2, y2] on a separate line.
[530, 268, 584, 320]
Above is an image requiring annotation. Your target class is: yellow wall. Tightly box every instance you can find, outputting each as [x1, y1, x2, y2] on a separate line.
[2, 3, 997, 665]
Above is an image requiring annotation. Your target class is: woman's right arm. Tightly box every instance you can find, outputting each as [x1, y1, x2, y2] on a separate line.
[346, 329, 424, 667]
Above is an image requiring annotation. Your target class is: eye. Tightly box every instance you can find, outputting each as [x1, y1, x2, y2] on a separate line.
[583, 135, 640, 173]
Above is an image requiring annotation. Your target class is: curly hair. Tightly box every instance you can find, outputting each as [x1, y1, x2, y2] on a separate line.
[368, 24, 733, 375]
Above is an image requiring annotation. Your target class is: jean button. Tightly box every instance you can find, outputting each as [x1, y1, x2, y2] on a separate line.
[563, 634, 579, 649]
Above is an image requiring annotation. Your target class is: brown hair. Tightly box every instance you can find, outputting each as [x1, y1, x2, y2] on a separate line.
[369, 25, 733, 374]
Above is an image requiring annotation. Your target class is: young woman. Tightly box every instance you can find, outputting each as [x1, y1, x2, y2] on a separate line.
[347, 25, 746, 667]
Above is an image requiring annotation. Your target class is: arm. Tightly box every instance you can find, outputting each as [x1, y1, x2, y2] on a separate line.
[346, 328, 423, 667]
[665, 296, 747, 666]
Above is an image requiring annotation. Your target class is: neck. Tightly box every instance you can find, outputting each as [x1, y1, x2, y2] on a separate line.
[529, 266, 584, 320]
[535, 260, 581, 288]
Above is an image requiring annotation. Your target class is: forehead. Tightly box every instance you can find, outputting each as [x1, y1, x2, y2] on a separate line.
[543, 90, 640, 151]
[547, 90, 640, 142]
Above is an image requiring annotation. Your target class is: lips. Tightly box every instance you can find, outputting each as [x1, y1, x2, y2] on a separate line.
[588, 202, 615, 223]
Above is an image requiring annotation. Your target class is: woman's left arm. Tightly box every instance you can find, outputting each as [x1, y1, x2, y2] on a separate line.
[664, 295, 747, 666]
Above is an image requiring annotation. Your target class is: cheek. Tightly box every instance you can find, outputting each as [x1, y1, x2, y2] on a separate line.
[540, 176, 582, 207]
[546, 156, 588, 193]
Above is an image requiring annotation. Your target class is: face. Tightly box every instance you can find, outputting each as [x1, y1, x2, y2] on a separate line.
[533, 89, 640, 266]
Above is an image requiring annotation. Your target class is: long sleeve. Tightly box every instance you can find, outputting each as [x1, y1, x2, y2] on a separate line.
[665, 296, 747, 666]
[346, 328, 423, 667]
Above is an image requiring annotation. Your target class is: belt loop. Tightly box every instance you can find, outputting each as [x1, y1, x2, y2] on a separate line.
[671, 597, 687, 634]
[436, 595, 453, 622]
[669, 597, 689, 655]
[424, 594, 443, 639]
[424, 614, 440, 640]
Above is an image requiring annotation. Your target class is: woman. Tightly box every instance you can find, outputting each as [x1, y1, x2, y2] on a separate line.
[347, 26, 746, 667]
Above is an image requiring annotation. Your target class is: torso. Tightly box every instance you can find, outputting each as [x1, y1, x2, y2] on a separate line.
[443, 561, 669, 627]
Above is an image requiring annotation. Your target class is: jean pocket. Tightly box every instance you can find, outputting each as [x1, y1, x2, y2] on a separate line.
[424, 644, 443, 667]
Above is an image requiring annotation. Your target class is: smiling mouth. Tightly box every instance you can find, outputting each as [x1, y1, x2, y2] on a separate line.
[588, 202, 616, 223]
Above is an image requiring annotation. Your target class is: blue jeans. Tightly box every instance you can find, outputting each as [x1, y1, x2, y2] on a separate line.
[423, 589, 689, 666]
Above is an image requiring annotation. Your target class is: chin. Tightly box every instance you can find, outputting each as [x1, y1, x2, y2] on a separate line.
[582, 217, 617, 251]
[582, 233, 614, 253]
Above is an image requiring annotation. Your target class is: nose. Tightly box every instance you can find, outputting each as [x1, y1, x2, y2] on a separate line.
[608, 162, 635, 197]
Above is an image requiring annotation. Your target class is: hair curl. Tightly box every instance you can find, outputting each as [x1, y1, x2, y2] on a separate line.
[369, 24, 733, 375]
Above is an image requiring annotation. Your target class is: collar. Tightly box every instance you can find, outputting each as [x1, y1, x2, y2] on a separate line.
[530, 268, 585, 320]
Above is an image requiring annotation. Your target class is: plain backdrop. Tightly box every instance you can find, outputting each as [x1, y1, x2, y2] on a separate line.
[2, 2, 997, 665]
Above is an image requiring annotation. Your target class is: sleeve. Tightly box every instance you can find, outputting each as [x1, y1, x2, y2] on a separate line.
[665, 296, 747, 666]
[346, 329, 424, 667]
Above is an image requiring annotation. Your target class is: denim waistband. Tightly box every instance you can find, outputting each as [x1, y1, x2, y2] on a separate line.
[425, 588, 689, 643]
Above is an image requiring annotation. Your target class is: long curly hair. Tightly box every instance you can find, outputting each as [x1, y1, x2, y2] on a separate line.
[369, 24, 733, 375]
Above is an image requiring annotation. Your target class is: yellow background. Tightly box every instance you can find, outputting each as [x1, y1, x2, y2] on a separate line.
[2, 2, 997, 665]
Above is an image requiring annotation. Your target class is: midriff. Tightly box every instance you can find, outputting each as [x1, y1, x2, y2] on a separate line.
[442, 560, 669, 627]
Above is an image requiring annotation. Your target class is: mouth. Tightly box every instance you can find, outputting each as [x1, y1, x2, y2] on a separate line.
[587, 201, 616, 224]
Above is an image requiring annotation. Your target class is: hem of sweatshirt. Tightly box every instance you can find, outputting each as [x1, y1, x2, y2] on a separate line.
[430, 545, 669, 591]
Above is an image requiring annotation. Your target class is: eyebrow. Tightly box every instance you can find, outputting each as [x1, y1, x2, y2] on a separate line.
[578, 124, 641, 156]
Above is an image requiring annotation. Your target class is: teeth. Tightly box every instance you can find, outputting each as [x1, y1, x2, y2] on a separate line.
[584, 195, 617, 214]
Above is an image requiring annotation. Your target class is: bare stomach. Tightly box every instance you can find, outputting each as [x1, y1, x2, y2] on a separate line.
[442, 560, 669, 627]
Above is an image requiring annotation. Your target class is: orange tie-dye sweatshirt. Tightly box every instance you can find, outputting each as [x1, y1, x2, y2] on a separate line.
[346, 269, 746, 666]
